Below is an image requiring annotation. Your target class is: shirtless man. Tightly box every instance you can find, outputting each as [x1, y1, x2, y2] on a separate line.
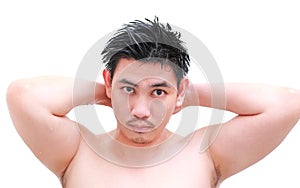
[6, 18, 300, 187]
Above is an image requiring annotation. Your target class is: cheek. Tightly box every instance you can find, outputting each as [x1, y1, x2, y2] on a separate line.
[111, 90, 130, 122]
[149, 99, 167, 124]
[150, 97, 177, 125]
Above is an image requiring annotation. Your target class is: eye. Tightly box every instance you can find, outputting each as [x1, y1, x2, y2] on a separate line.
[122, 86, 135, 94]
[152, 89, 166, 96]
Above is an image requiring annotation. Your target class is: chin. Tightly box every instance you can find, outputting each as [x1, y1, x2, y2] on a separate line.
[125, 132, 152, 144]
[118, 125, 167, 146]
[131, 138, 152, 145]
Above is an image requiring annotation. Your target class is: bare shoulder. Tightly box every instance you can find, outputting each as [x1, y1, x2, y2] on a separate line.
[62, 128, 220, 188]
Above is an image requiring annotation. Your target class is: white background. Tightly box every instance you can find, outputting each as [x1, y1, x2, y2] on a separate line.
[1, 0, 300, 187]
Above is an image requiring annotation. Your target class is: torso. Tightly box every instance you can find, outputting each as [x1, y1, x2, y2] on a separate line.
[62, 129, 220, 188]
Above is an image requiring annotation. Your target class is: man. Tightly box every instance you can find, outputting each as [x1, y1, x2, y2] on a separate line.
[6, 17, 300, 187]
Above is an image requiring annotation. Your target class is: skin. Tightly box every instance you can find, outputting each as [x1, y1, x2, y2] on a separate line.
[103, 59, 187, 147]
[6, 58, 300, 187]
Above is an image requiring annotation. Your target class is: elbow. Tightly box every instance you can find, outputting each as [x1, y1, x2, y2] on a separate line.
[6, 79, 32, 112]
[7, 80, 21, 106]
[272, 88, 300, 120]
[284, 88, 300, 117]
[257, 86, 299, 116]
[289, 88, 300, 118]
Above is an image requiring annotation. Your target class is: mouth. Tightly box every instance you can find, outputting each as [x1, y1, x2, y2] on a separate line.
[126, 121, 155, 133]
[126, 124, 154, 133]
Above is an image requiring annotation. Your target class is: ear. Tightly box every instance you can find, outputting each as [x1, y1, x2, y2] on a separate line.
[102, 69, 112, 99]
[174, 78, 189, 114]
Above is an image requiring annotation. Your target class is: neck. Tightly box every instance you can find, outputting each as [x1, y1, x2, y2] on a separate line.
[106, 128, 186, 167]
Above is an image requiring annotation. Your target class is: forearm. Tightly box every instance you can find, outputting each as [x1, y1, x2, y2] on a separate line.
[185, 83, 300, 117]
[7, 76, 108, 117]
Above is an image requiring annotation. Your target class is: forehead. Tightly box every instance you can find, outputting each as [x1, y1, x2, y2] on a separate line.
[113, 58, 178, 86]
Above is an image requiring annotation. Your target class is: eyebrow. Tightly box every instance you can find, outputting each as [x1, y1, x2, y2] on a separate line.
[118, 79, 172, 88]
[118, 79, 138, 87]
[150, 81, 172, 88]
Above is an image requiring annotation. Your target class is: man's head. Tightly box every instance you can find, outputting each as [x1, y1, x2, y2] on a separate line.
[101, 17, 190, 146]
[101, 17, 190, 86]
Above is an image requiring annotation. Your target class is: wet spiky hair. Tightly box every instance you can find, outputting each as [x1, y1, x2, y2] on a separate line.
[101, 17, 190, 83]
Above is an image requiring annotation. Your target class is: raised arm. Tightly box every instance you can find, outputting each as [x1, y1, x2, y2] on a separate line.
[184, 83, 300, 181]
[6, 76, 109, 178]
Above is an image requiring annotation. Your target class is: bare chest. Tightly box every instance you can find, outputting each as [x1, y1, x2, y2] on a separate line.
[63, 140, 218, 188]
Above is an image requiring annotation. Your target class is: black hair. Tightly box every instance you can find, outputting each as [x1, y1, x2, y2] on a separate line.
[101, 17, 190, 85]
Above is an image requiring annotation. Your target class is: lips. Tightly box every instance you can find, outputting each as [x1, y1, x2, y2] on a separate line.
[126, 120, 155, 133]
[128, 125, 154, 133]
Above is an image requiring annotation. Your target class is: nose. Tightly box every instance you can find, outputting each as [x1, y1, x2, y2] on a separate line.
[131, 97, 151, 120]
